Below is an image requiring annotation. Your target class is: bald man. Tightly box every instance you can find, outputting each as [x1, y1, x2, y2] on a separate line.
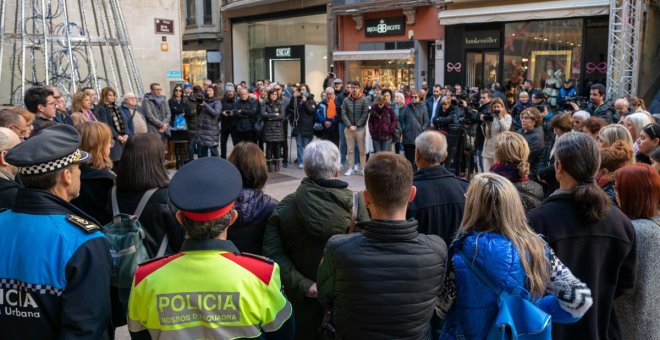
[0, 127, 22, 208]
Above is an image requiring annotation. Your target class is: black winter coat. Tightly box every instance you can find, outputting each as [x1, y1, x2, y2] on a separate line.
[522, 126, 545, 179]
[197, 98, 222, 147]
[260, 100, 285, 142]
[528, 192, 636, 340]
[233, 98, 259, 133]
[183, 96, 199, 134]
[287, 96, 316, 138]
[71, 166, 116, 225]
[227, 188, 277, 255]
[433, 105, 461, 129]
[221, 96, 236, 131]
[0, 177, 21, 210]
[317, 219, 448, 339]
[475, 102, 492, 149]
[95, 103, 129, 162]
[168, 98, 190, 127]
[407, 165, 468, 242]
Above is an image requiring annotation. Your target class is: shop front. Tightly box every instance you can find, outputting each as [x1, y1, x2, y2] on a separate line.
[332, 6, 443, 91]
[441, 0, 609, 98]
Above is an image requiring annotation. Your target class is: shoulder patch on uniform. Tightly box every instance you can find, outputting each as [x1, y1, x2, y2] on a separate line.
[134, 253, 185, 287]
[221, 252, 275, 285]
[66, 214, 100, 233]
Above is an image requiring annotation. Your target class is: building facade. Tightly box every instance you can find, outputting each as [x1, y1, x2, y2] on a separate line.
[331, 0, 444, 92]
[182, 0, 224, 86]
[221, 0, 329, 96]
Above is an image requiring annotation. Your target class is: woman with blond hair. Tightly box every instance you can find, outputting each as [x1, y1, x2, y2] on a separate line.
[623, 112, 652, 160]
[70, 90, 97, 126]
[437, 172, 592, 339]
[491, 131, 543, 210]
[598, 124, 634, 149]
[481, 97, 512, 172]
[71, 122, 115, 225]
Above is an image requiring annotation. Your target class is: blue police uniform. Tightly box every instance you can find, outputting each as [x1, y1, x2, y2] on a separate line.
[0, 125, 112, 339]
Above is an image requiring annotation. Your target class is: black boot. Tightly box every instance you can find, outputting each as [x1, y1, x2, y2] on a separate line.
[274, 159, 281, 172]
[267, 160, 274, 173]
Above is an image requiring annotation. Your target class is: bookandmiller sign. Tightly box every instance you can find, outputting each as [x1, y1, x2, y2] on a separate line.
[464, 31, 500, 49]
[365, 17, 405, 37]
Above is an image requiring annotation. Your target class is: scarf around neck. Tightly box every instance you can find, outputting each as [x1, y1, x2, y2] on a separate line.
[490, 162, 528, 183]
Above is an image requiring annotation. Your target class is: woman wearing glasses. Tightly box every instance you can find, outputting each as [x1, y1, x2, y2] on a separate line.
[168, 85, 191, 168]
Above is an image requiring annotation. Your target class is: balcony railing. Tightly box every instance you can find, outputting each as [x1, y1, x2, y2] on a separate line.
[332, 0, 382, 7]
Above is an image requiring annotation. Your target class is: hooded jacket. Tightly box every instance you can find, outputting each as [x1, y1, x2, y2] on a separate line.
[227, 188, 277, 255]
[263, 177, 369, 339]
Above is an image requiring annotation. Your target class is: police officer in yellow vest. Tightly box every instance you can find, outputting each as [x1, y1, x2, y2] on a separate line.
[127, 157, 294, 339]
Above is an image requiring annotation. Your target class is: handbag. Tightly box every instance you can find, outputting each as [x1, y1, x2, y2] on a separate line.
[456, 250, 551, 340]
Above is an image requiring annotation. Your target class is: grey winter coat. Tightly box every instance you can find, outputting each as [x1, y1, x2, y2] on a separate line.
[196, 98, 222, 147]
[260, 100, 285, 143]
[142, 93, 171, 135]
[400, 102, 430, 145]
[340, 94, 369, 128]
[615, 216, 660, 340]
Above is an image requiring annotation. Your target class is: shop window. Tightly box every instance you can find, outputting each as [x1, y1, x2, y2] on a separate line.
[186, 0, 196, 27]
[203, 0, 213, 25]
[503, 19, 583, 105]
[346, 60, 414, 90]
[183, 50, 207, 86]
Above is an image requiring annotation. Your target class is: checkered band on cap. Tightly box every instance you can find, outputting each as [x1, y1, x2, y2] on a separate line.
[18, 149, 81, 175]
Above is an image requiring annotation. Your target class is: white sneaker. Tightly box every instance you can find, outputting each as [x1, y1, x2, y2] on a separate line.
[344, 168, 355, 176]
[353, 164, 360, 171]
[298, 163, 304, 169]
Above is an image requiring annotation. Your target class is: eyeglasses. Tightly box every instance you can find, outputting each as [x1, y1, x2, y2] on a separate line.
[9, 124, 28, 135]
[411, 96, 419, 99]
[174, 89, 182, 92]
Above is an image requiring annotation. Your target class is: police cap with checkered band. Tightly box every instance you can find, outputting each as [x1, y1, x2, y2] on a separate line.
[5, 124, 90, 175]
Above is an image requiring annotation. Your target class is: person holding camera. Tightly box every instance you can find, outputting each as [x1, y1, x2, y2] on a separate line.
[480, 97, 512, 172]
[196, 85, 222, 157]
[433, 97, 463, 172]
[287, 83, 316, 169]
[475, 90, 494, 172]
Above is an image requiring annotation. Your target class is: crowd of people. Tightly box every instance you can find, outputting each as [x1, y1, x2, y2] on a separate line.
[0, 75, 658, 340]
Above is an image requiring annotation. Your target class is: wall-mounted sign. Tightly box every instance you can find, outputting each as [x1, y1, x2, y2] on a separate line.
[365, 17, 405, 37]
[166, 70, 182, 79]
[155, 18, 174, 35]
[464, 31, 500, 49]
[276, 48, 291, 57]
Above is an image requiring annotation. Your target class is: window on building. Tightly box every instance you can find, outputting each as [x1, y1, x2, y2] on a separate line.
[203, 0, 213, 25]
[186, 0, 196, 27]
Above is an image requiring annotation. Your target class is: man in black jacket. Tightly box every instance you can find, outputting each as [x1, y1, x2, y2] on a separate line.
[407, 131, 468, 242]
[318, 152, 447, 339]
[220, 83, 237, 159]
[232, 87, 260, 143]
[0, 125, 112, 339]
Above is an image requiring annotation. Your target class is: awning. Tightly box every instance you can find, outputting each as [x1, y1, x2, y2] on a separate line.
[438, 0, 609, 25]
[332, 49, 414, 61]
[222, 0, 286, 12]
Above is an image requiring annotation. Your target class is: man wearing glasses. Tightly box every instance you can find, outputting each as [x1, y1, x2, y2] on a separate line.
[24, 86, 58, 135]
[0, 109, 30, 141]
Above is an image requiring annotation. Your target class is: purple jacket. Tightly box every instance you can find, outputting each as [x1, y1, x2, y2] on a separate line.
[368, 104, 397, 142]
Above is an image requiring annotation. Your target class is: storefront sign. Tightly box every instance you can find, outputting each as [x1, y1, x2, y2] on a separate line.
[464, 31, 500, 49]
[365, 17, 405, 37]
[166, 70, 182, 79]
[276, 48, 291, 57]
[155, 18, 174, 35]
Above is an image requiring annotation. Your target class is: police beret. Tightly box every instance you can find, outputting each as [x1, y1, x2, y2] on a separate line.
[169, 157, 243, 222]
[6, 124, 90, 175]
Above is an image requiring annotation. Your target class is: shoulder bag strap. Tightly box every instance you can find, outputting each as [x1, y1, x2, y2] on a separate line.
[111, 186, 120, 216]
[456, 250, 501, 295]
[347, 191, 359, 233]
[134, 188, 158, 218]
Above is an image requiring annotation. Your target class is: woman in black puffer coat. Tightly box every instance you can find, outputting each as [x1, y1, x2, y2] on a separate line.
[227, 142, 278, 254]
[261, 89, 285, 172]
[197, 85, 222, 157]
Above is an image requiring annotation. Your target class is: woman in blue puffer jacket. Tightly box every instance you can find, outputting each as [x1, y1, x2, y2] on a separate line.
[437, 173, 593, 339]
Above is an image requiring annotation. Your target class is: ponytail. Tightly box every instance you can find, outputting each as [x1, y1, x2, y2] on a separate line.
[573, 181, 611, 223]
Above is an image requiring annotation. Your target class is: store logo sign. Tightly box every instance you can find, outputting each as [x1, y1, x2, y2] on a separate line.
[276, 48, 291, 57]
[464, 31, 500, 49]
[365, 17, 405, 37]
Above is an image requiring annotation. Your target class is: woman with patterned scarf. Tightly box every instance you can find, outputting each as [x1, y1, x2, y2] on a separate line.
[95, 87, 129, 169]
[490, 131, 543, 211]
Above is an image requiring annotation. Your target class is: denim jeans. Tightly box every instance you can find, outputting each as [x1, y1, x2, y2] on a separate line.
[372, 140, 392, 153]
[296, 135, 312, 165]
